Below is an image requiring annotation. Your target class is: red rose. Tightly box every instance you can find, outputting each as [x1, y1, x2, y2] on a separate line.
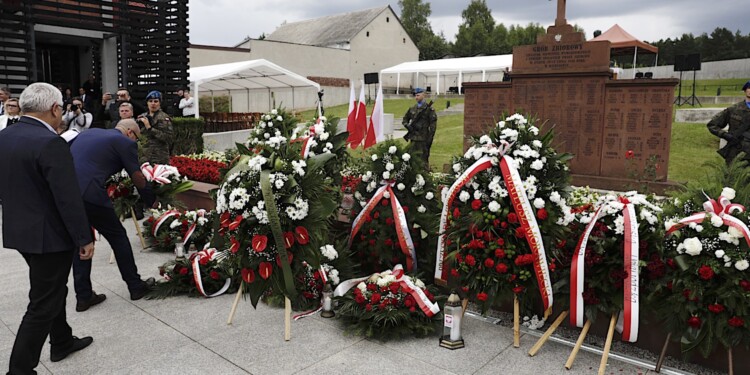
[403, 206, 409, 214]
[371, 293, 381, 304]
[471, 199, 482, 210]
[496, 238, 505, 246]
[365, 304, 373, 311]
[409, 306, 416, 313]
[252, 234, 268, 252]
[450, 268, 460, 277]
[199, 257, 209, 266]
[536, 208, 548, 220]
[179, 267, 189, 276]
[476, 292, 488, 301]
[368, 239, 376, 246]
[461, 286, 469, 293]
[698, 265, 714, 280]
[740, 280, 750, 291]
[381, 199, 389, 206]
[507, 213, 518, 223]
[294, 226, 310, 245]
[687, 316, 701, 328]
[708, 303, 725, 314]
[495, 249, 506, 258]
[465, 254, 476, 267]
[384, 238, 394, 247]
[514, 227, 525, 238]
[373, 211, 380, 219]
[512, 286, 525, 294]
[386, 217, 394, 226]
[210, 270, 220, 280]
[283, 232, 295, 249]
[728, 316, 745, 328]
[241, 268, 255, 283]
[404, 296, 415, 308]
[453, 207, 460, 218]
[484, 258, 495, 268]
[354, 294, 366, 304]
[258, 262, 273, 280]
[625, 150, 635, 159]
[495, 263, 508, 273]
[389, 283, 400, 294]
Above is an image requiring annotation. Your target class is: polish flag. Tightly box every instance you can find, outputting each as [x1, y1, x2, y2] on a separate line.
[346, 82, 357, 146]
[350, 83, 368, 148]
[364, 83, 384, 149]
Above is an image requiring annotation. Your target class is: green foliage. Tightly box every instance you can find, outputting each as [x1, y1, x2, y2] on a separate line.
[198, 95, 231, 113]
[398, 0, 449, 60]
[172, 117, 204, 155]
[649, 28, 750, 66]
[453, 0, 495, 57]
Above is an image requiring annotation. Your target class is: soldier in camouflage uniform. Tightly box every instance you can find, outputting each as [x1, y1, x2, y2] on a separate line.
[137, 90, 173, 165]
[707, 80, 750, 164]
[402, 88, 437, 166]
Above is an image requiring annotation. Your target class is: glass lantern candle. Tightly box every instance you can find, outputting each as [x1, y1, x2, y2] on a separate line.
[439, 292, 465, 349]
[320, 283, 335, 318]
[174, 236, 185, 259]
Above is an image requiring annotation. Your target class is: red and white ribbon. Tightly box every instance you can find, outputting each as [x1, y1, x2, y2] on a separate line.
[183, 209, 207, 244]
[350, 182, 417, 271]
[140, 163, 175, 185]
[666, 195, 750, 247]
[190, 248, 232, 298]
[152, 209, 180, 236]
[434, 144, 553, 312]
[569, 201, 640, 342]
[333, 264, 440, 317]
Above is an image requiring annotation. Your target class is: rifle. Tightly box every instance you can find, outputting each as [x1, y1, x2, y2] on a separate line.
[404, 101, 434, 140]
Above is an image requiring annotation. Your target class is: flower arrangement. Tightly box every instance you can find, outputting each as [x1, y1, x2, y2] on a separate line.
[169, 155, 228, 184]
[440, 113, 572, 314]
[140, 162, 194, 207]
[143, 208, 213, 253]
[335, 265, 440, 339]
[151, 248, 234, 298]
[350, 140, 440, 276]
[555, 190, 665, 343]
[105, 169, 140, 219]
[649, 185, 750, 357]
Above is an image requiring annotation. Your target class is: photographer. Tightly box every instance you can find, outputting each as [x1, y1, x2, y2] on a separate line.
[62, 98, 93, 134]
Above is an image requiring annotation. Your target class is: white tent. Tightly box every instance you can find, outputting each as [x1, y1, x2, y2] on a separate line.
[380, 54, 513, 94]
[188, 59, 321, 117]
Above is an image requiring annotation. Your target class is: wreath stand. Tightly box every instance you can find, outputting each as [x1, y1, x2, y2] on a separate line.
[226, 284, 292, 341]
[528, 310, 568, 356]
[564, 314, 616, 375]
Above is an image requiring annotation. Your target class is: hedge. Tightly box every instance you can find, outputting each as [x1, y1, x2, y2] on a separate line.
[172, 117, 205, 155]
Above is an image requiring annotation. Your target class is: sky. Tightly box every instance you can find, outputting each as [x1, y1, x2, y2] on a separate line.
[188, 0, 747, 47]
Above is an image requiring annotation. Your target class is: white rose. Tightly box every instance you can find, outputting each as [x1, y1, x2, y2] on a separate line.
[533, 198, 545, 209]
[385, 162, 395, 171]
[382, 171, 390, 179]
[715, 250, 726, 258]
[425, 192, 434, 200]
[530, 160, 544, 170]
[721, 187, 736, 200]
[371, 154, 378, 161]
[488, 201, 501, 212]
[459, 191, 470, 202]
[728, 226, 743, 238]
[453, 163, 461, 173]
[710, 214, 724, 227]
[417, 205, 427, 213]
[683, 237, 703, 256]
[388, 146, 397, 154]
[383, 191, 391, 199]
[735, 259, 749, 271]
[397, 183, 405, 191]
[473, 190, 483, 200]
[402, 153, 411, 161]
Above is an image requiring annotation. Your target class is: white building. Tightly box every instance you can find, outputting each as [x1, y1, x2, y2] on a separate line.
[189, 5, 418, 110]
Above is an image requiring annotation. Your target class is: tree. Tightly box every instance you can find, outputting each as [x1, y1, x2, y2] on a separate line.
[398, 0, 448, 60]
[453, 0, 495, 56]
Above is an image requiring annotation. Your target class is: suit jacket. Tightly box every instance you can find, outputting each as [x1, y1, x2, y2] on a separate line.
[0, 116, 92, 254]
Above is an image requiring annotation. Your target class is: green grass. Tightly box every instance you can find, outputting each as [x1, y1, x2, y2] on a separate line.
[430, 113, 464, 172]
[668, 122, 723, 185]
[675, 78, 749, 97]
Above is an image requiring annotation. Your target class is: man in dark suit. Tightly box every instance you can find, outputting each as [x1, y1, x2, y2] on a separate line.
[69, 119, 156, 311]
[0, 82, 95, 374]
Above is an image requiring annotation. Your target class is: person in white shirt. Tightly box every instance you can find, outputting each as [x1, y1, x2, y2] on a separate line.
[62, 98, 93, 134]
[0, 97, 21, 130]
[0, 87, 10, 116]
[178, 88, 196, 117]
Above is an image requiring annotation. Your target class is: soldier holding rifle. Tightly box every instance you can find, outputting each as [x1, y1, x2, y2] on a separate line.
[708, 80, 750, 164]
[402, 88, 438, 166]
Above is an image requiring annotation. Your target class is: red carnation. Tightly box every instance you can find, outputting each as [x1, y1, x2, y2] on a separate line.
[367, 283, 377, 291]
[252, 234, 268, 252]
[495, 263, 508, 273]
[386, 217, 394, 226]
[199, 256, 209, 266]
[471, 199, 482, 210]
[728, 316, 745, 328]
[381, 198, 389, 206]
[450, 268, 460, 277]
[536, 208, 548, 220]
[294, 226, 310, 245]
[389, 283, 400, 294]
[384, 238, 394, 247]
[484, 258, 495, 268]
[495, 249, 506, 258]
[465, 254, 476, 267]
[354, 294, 366, 304]
[210, 270, 220, 280]
[497, 238, 505, 246]
[740, 280, 750, 292]
[476, 292, 488, 301]
[404, 296, 415, 308]
[241, 268, 255, 283]
[687, 316, 701, 328]
[258, 262, 273, 280]
[507, 213, 518, 223]
[512, 286, 525, 294]
[514, 227, 525, 238]
[365, 304, 373, 311]
[373, 211, 380, 219]
[453, 207, 460, 218]
[371, 293, 382, 304]
[698, 265, 715, 280]
[708, 303, 725, 314]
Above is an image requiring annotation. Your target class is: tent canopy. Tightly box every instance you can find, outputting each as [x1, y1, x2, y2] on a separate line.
[380, 54, 513, 94]
[188, 59, 320, 92]
[591, 24, 658, 56]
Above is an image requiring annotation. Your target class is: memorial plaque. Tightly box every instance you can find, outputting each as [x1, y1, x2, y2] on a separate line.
[513, 41, 611, 75]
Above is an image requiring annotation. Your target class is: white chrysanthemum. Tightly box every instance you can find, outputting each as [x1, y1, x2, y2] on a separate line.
[532, 140, 543, 148]
[425, 192, 434, 200]
[459, 191, 470, 202]
[357, 282, 366, 293]
[479, 135, 492, 145]
[715, 250, 726, 258]
[533, 198, 545, 209]
[388, 146, 397, 154]
[735, 260, 749, 271]
[417, 205, 427, 213]
[229, 188, 249, 210]
[728, 226, 743, 238]
[371, 154, 378, 161]
[320, 132, 330, 141]
[721, 187, 736, 200]
[488, 201, 501, 212]
[382, 171, 391, 180]
[320, 245, 338, 260]
[683, 237, 703, 256]
[402, 153, 411, 161]
[397, 183, 405, 191]
[271, 109, 278, 115]
[453, 163, 462, 173]
[711, 214, 724, 227]
[613, 215, 625, 235]
[530, 160, 544, 170]
[247, 156, 267, 172]
[473, 190, 483, 200]
[385, 162, 395, 171]
[292, 160, 306, 176]
[497, 120, 506, 128]
[383, 191, 391, 199]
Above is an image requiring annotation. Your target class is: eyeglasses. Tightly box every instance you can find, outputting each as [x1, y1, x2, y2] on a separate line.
[129, 129, 140, 141]
[5, 104, 18, 108]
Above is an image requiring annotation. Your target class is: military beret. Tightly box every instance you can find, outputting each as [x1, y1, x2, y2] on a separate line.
[743, 80, 750, 91]
[414, 87, 425, 94]
[146, 90, 162, 100]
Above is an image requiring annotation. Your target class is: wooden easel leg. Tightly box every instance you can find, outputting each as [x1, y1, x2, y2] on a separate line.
[654, 332, 671, 372]
[728, 347, 734, 375]
[461, 298, 469, 318]
[528, 310, 568, 356]
[513, 295, 520, 348]
[131, 207, 146, 249]
[565, 320, 591, 370]
[227, 283, 243, 325]
[284, 297, 292, 341]
[597, 314, 617, 375]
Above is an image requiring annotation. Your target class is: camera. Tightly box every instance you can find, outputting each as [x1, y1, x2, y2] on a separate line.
[70, 104, 79, 112]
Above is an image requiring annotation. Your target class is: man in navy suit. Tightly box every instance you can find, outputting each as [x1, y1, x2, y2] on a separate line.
[0, 83, 95, 374]
[70, 119, 156, 311]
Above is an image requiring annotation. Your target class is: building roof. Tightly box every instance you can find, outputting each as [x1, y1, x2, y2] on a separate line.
[591, 24, 658, 55]
[265, 6, 390, 47]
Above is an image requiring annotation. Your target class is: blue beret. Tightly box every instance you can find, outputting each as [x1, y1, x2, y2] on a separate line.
[743, 80, 750, 91]
[146, 90, 162, 100]
[414, 88, 425, 94]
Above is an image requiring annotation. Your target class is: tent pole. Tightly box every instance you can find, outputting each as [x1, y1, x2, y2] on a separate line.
[482, 70, 486, 82]
[437, 71, 440, 95]
[194, 82, 200, 118]
[396, 73, 400, 95]
[211, 90, 214, 112]
[292, 87, 295, 111]
[268, 88, 271, 111]
[229, 90, 233, 112]
[246, 88, 250, 112]
[458, 71, 462, 95]
[654, 52, 658, 68]
[632, 46, 638, 78]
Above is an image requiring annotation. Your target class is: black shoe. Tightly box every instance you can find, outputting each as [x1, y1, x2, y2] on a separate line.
[75, 293, 107, 312]
[130, 277, 156, 300]
[50, 336, 93, 362]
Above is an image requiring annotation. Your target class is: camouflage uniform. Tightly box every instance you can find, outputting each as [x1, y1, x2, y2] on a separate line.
[402, 102, 437, 165]
[707, 101, 750, 163]
[139, 109, 173, 165]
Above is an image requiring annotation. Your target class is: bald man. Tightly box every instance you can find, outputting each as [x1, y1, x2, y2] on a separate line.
[69, 119, 156, 311]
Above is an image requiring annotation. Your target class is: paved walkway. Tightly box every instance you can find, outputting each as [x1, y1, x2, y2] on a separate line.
[0, 215, 673, 374]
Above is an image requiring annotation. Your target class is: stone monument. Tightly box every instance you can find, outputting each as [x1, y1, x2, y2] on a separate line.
[463, 0, 678, 191]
